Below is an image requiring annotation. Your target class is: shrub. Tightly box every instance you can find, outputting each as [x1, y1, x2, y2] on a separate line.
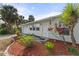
[14, 28, 21, 35]
[0, 28, 8, 35]
[45, 41, 54, 49]
[68, 47, 79, 55]
[0, 24, 9, 35]
[18, 35, 35, 48]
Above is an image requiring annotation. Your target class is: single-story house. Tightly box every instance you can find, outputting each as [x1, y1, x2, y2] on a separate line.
[21, 15, 79, 44]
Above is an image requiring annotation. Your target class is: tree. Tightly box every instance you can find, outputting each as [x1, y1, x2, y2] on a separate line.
[0, 5, 19, 34]
[16, 15, 24, 26]
[60, 4, 79, 47]
[28, 15, 35, 22]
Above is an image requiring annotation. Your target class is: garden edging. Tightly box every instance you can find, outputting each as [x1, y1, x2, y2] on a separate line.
[4, 42, 15, 56]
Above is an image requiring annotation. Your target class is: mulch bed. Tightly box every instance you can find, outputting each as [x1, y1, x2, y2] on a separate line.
[8, 39, 79, 56]
[8, 41, 49, 56]
[46, 39, 79, 55]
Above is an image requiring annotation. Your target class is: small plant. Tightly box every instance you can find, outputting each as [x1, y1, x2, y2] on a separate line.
[68, 47, 79, 55]
[45, 41, 54, 49]
[18, 35, 35, 48]
[15, 28, 21, 36]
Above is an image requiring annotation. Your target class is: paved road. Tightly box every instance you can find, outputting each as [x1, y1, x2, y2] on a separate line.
[0, 34, 17, 40]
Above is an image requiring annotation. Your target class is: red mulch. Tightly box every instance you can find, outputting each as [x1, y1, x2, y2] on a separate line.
[23, 42, 49, 56]
[8, 42, 25, 56]
[46, 39, 79, 55]
[8, 42, 49, 56]
[8, 39, 79, 56]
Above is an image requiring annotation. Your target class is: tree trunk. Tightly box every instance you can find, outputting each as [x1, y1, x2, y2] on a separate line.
[5, 22, 9, 33]
[70, 27, 76, 47]
[7, 24, 14, 34]
[60, 34, 67, 45]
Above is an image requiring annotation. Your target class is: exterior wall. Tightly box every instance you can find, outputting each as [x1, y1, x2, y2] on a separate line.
[21, 17, 79, 44]
[74, 21, 79, 44]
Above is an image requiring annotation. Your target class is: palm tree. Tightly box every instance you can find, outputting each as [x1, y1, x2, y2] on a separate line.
[60, 4, 79, 47]
[0, 5, 19, 34]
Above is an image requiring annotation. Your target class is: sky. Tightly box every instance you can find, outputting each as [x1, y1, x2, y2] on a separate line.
[0, 3, 66, 21]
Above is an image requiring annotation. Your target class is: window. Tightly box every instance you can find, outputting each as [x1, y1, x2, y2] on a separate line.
[33, 27, 35, 30]
[36, 27, 40, 31]
[63, 28, 69, 35]
[30, 28, 32, 30]
[57, 27, 69, 35]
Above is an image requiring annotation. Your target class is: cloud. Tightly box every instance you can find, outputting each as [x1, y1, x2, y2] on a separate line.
[1, 3, 33, 19]
[35, 11, 61, 20]
[17, 7, 31, 15]
[0, 3, 62, 20]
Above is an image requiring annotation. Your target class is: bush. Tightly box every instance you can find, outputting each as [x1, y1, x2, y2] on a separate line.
[0, 28, 8, 35]
[68, 47, 79, 55]
[15, 28, 21, 36]
[18, 35, 35, 48]
[0, 24, 9, 35]
[45, 41, 54, 49]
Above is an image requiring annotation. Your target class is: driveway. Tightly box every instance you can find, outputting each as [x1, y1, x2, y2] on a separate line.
[0, 34, 17, 40]
[0, 34, 17, 56]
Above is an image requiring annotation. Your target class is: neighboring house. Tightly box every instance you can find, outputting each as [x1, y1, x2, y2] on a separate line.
[21, 15, 79, 44]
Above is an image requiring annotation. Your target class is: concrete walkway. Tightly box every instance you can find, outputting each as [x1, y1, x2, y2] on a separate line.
[0, 34, 17, 40]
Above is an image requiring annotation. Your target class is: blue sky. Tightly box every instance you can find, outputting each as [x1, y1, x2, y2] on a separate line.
[1, 3, 66, 20]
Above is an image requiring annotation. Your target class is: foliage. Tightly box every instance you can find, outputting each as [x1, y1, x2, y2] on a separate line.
[0, 5, 18, 24]
[28, 15, 35, 22]
[60, 4, 79, 26]
[16, 15, 25, 25]
[68, 47, 79, 55]
[45, 41, 54, 49]
[0, 28, 8, 35]
[60, 4, 79, 46]
[14, 28, 21, 36]
[15, 28, 21, 33]
[18, 35, 35, 48]
[0, 24, 9, 35]
[0, 5, 19, 33]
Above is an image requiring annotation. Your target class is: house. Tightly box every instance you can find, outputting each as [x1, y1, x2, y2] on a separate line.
[21, 15, 79, 44]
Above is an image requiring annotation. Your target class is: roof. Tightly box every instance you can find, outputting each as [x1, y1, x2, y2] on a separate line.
[20, 15, 60, 26]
